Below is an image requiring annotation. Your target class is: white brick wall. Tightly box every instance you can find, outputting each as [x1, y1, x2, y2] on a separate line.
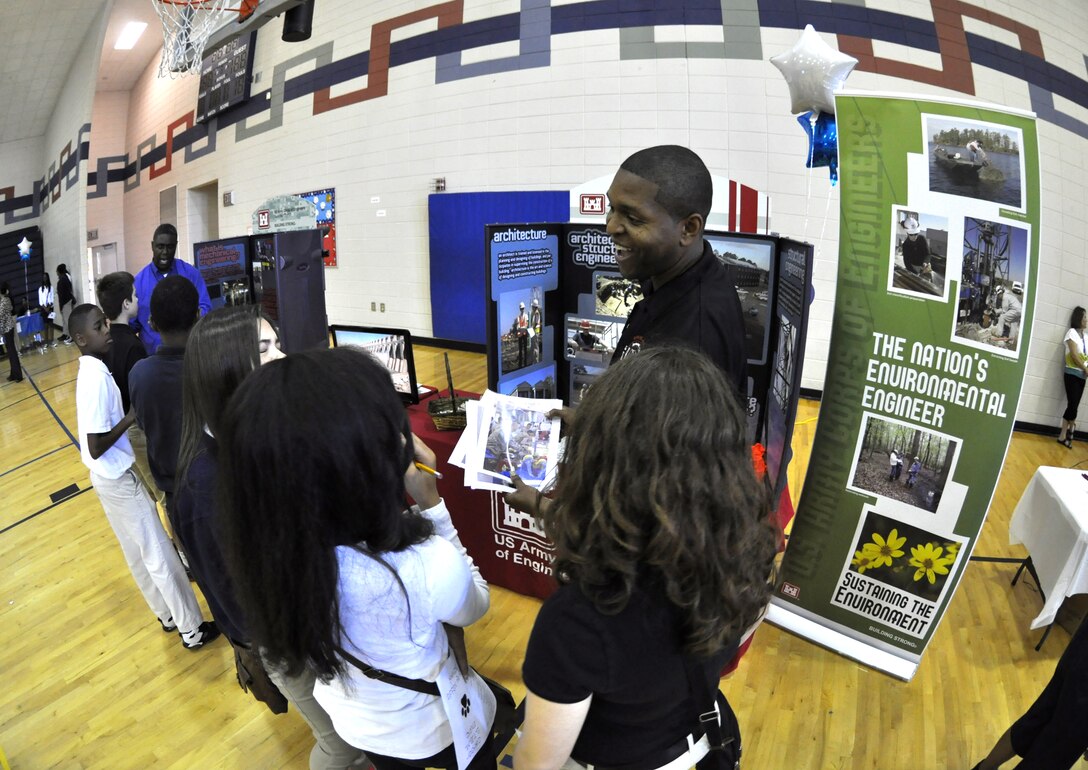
[102, 0, 1086, 427]
[39, 3, 108, 304]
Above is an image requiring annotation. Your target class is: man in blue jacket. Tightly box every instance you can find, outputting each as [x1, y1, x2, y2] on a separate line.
[134, 223, 211, 354]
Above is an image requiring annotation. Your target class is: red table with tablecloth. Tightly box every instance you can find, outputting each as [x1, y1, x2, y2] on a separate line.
[407, 393, 797, 611]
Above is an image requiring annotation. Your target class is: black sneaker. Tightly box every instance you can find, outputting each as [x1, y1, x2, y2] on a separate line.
[158, 616, 176, 633]
[181, 621, 221, 651]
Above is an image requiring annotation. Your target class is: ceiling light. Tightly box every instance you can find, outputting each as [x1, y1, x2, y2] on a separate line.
[115, 21, 148, 50]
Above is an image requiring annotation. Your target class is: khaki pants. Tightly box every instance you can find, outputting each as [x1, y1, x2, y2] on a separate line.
[89, 467, 202, 634]
[127, 424, 167, 505]
[265, 661, 369, 770]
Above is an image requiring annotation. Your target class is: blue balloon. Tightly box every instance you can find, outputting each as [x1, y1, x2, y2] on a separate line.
[797, 111, 839, 184]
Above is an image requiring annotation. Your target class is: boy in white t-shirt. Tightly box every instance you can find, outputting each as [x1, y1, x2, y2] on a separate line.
[71, 303, 218, 651]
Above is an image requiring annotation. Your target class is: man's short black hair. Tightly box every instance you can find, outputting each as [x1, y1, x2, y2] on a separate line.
[153, 223, 178, 241]
[68, 303, 100, 337]
[150, 275, 199, 334]
[96, 272, 135, 320]
[619, 145, 713, 222]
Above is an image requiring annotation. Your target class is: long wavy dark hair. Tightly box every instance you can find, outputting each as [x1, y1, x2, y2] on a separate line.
[547, 346, 777, 656]
[175, 306, 264, 489]
[1071, 306, 1086, 331]
[217, 347, 434, 679]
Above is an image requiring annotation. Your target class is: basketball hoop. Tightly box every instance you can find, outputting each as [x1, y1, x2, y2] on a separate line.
[152, 0, 258, 77]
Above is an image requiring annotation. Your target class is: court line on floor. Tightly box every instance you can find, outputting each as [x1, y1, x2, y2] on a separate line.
[0, 486, 90, 536]
[0, 389, 40, 411]
[24, 367, 80, 448]
[0, 445, 70, 479]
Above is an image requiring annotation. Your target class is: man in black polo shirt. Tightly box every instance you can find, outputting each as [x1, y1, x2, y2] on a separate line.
[505, 146, 748, 517]
[607, 145, 747, 393]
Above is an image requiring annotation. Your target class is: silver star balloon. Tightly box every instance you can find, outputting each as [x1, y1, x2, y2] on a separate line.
[17, 236, 32, 258]
[770, 24, 858, 116]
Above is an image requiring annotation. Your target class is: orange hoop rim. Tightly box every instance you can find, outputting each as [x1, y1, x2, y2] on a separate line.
[155, 0, 258, 15]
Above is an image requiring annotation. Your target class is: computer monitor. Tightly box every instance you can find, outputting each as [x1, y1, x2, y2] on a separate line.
[329, 325, 421, 404]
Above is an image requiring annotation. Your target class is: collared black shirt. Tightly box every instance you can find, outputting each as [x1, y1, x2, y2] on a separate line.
[612, 240, 747, 392]
[104, 323, 147, 413]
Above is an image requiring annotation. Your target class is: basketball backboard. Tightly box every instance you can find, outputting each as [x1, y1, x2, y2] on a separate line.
[202, 0, 306, 55]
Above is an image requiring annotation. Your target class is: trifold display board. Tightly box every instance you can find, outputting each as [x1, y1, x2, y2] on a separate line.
[484, 222, 814, 503]
[767, 93, 1040, 680]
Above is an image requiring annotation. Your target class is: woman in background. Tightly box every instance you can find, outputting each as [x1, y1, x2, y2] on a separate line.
[173, 306, 366, 770]
[1, 282, 22, 382]
[217, 347, 493, 769]
[38, 273, 55, 348]
[56, 263, 75, 344]
[514, 347, 777, 770]
[1058, 306, 1088, 448]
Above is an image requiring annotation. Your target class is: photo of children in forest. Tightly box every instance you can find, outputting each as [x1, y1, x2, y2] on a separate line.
[849, 414, 959, 512]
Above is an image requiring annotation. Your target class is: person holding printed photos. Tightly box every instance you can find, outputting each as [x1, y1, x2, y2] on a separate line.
[1058, 306, 1088, 448]
[607, 145, 747, 395]
[514, 347, 776, 770]
[217, 347, 495, 769]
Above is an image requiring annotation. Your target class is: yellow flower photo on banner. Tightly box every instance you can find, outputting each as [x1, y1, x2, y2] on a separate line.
[852, 549, 878, 573]
[867, 528, 906, 568]
[910, 542, 954, 584]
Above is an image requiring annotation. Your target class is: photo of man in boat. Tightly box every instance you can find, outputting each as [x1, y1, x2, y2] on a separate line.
[924, 116, 1024, 210]
[889, 208, 948, 300]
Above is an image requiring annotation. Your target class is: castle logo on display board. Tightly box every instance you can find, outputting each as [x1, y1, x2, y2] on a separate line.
[579, 194, 605, 215]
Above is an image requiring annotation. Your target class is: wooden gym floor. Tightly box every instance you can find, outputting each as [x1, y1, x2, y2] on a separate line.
[1, 342, 1085, 769]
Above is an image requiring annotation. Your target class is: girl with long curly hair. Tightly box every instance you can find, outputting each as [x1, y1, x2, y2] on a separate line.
[514, 346, 778, 770]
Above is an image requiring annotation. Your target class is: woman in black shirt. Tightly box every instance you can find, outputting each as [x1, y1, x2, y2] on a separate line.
[515, 347, 777, 770]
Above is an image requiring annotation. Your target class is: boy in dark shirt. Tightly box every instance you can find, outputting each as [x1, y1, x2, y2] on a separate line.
[97, 272, 163, 508]
[128, 276, 198, 526]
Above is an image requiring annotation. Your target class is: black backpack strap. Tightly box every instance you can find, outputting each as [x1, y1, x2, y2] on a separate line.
[335, 645, 440, 697]
[681, 654, 738, 759]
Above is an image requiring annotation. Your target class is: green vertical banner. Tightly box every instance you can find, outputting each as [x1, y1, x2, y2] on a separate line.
[768, 94, 1040, 679]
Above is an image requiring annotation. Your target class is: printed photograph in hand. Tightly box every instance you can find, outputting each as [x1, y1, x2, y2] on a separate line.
[480, 403, 556, 483]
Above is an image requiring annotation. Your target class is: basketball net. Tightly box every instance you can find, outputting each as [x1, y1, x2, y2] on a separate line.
[152, 0, 247, 77]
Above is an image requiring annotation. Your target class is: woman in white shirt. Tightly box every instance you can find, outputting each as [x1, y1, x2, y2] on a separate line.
[1058, 306, 1088, 448]
[217, 347, 494, 769]
[38, 273, 55, 347]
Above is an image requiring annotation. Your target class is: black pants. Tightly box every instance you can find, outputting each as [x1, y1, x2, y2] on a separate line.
[1008, 615, 1088, 769]
[4, 327, 21, 380]
[1062, 372, 1086, 422]
[367, 734, 497, 770]
[516, 334, 528, 367]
